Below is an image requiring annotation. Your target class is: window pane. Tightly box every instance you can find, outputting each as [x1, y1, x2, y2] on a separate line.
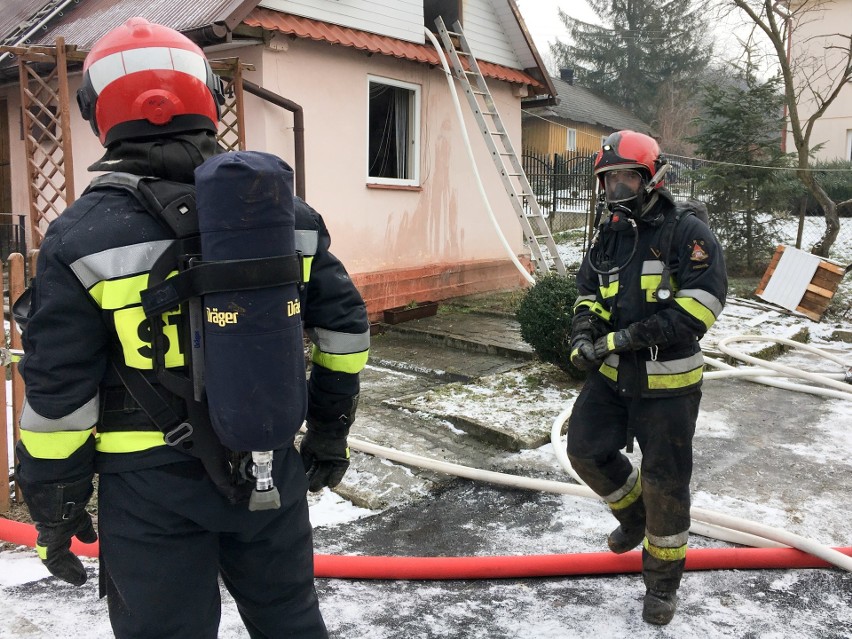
[368, 82, 412, 179]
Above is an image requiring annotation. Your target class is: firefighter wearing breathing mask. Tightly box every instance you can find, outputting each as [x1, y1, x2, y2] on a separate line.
[565, 130, 727, 625]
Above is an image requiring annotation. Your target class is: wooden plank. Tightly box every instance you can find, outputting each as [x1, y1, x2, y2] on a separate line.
[806, 282, 836, 299]
[818, 260, 845, 276]
[755, 245, 784, 295]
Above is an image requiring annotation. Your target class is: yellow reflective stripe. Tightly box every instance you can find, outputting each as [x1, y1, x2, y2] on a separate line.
[608, 469, 642, 510]
[643, 538, 688, 561]
[600, 361, 617, 381]
[606, 333, 617, 350]
[302, 256, 314, 283]
[114, 307, 185, 369]
[311, 346, 369, 374]
[647, 367, 703, 390]
[600, 281, 618, 299]
[36, 544, 48, 560]
[95, 430, 167, 453]
[573, 299, 595, 312]
[590, 302, 611, 321]
[641, 274, 661, 302]
[89, 273, 148, 310]
[675, 297, 716, 330]
[19, 429, 94, 460]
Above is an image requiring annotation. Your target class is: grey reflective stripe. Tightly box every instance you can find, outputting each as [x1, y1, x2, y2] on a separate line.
[70, 240, 173, 289]
[573, 294, 596, 310]
[308, 327, 370, 354]
[646, 352, 704, 375]
[646, 530, 689, 548]
[598, 272, 619, 287]
[89, 171, 144, 190]
[604, 353, 619, 368]
[604, 467, 640, 504]
[642, 260, 665, 275]
[675, 288, 724, 318]
[296, 230, 318, 256]
[20, 395, 99, 433]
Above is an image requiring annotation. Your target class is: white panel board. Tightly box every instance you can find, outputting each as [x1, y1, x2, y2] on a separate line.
[259, 0, 424, 43]
[758, 245, 821, 313]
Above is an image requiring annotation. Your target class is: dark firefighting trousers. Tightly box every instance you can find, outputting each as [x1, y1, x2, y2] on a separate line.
[97, 446, 327, 639]
[566, 372, 700, 593]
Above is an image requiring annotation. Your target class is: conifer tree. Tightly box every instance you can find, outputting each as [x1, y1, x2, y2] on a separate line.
[550, 0, 713, 127]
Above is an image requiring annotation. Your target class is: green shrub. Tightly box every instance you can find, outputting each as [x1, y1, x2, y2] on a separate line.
[515, 274, 585, 379]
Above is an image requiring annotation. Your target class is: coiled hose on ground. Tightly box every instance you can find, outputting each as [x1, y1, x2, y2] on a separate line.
[1, 335, 849, 578]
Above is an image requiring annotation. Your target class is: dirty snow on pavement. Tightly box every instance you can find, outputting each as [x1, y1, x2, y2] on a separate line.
[3, 219, 852, 637]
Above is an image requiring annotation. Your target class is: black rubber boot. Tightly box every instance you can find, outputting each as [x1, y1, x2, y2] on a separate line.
[607, 498, 646, 554]
[643, 589, 678, 625]
[607, 523, 645, 554]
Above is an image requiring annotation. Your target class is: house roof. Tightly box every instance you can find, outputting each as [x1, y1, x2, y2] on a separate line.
[243, 8, 543, 90]
[0, 0, 551, 94]
[525, 75, 654, 135]
[0, 0, 257, 50]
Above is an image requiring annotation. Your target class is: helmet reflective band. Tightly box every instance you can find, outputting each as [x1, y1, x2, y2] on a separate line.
[604, 169, 643, 204]
[78, 17, 221, 146]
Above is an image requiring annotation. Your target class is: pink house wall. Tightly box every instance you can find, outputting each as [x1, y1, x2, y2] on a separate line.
[2, 35, 533, 319]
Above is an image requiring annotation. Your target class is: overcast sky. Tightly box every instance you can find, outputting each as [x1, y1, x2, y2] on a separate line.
[514, 0, 598, 71]
[514, 1, 773, 77]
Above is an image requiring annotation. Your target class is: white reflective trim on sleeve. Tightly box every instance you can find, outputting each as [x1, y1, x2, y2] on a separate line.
[675, 288, 724, 318]
[308, 327, 370, 354]
[295, 230, 319, 256]
[20, 395, 100, 433]
[71, 240, 173, 289]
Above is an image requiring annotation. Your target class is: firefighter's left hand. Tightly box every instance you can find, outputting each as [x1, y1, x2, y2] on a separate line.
[593, 329, 635, 359]
[299, 429, 350, 492]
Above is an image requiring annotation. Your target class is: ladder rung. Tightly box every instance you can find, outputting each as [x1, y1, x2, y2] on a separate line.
[490, 131, 508, 136]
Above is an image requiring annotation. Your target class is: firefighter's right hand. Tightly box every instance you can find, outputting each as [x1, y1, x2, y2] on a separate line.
[299, 429, 350, 492]
[570, 337, 601, 371]
[35, 511, 97, 586]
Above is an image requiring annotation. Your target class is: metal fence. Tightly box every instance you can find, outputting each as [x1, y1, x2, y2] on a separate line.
[521, 150, 852, 266]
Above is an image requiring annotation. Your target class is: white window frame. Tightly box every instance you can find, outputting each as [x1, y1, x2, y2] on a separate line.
[565, 127, 577, 151]
[366, 75, 421, 187]
[846, 129, 852, 162]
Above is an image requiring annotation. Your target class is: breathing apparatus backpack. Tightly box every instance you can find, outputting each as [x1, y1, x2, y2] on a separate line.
[88, 151, 307, 510]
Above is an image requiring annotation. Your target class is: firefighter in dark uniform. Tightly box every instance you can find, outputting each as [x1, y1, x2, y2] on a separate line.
[566, 130, 726, 625]
[14, 18, 369, 639]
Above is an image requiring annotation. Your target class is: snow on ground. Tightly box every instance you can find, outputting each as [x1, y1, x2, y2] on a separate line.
[2, 217, 851, 638]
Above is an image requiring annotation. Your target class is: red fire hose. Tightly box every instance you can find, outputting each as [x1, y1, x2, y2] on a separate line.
[2, 517, 850, 579]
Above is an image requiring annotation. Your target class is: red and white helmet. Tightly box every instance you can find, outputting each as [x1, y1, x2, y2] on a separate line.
[77, 17, 224, 146]
[593, 130, 666, 190]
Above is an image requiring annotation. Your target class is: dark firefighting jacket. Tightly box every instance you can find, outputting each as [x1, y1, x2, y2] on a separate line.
[573, 191, 726, 397]
[16, 182, 369, 483]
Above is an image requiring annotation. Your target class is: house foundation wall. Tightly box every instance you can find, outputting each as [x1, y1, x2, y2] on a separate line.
[352, 258, 532, 322]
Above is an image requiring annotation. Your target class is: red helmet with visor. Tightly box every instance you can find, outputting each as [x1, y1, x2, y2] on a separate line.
[77, 17, 224, 146]
[593, 130, 665, 191]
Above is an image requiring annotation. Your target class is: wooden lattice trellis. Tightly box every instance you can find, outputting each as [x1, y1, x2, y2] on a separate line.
[5, 38, 84, 248]
[211, 58, 248, 152]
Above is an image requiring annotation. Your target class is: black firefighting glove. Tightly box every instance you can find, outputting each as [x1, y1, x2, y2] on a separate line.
[593, 328, 636, 359]
[570, 337, 600, 371]
[301, 394, 359, 492]
[19, 474, 97, 586]
[569, 312, 605, 371]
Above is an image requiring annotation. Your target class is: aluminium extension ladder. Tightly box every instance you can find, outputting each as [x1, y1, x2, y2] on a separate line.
[435, 17, 566, 277]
